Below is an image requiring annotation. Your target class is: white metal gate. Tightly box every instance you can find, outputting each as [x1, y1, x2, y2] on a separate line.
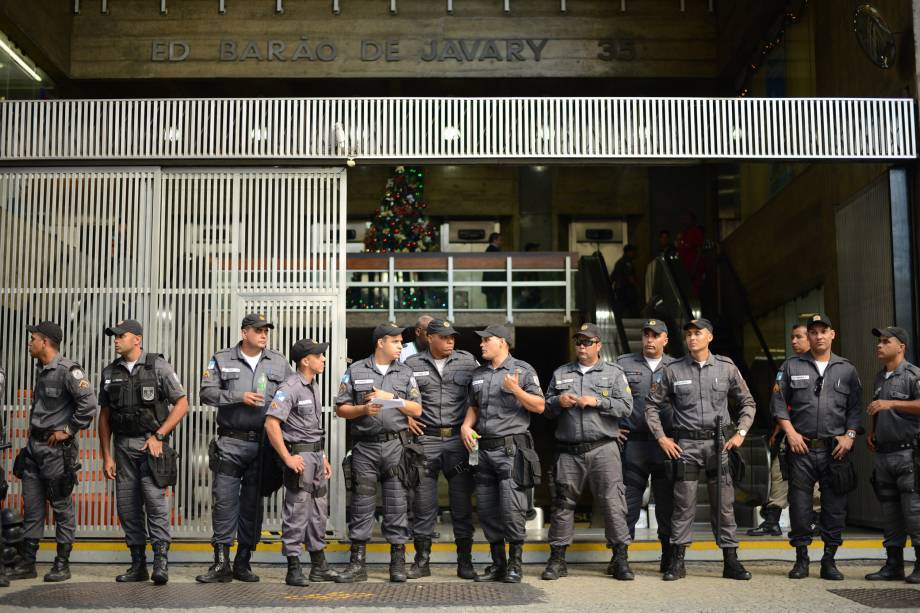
[0, 167, 347, 539]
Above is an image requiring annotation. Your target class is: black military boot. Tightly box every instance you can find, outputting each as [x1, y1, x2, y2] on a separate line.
[658, 540, 672, 574]
[788, 545, 809, 579]
[663, 545, 686, 581]
[8, 539, 38, 580]
[407, 537, 431, 579]
[389, 544, 408, 583]
[541, 545, 567, 580]
[151, 542, 169, 585]
[195, 543, 232, 583]
[455, 538, 475, 580]
[747, 506, 783, 536]
[308, 550, 338, 582]
[43, 543, 72, 582]
[722, 547, 752, 580]
[286, 556, 309, 587]
[115, 544, 149, 582]
[232, 545, 260, 582]
[474, 542, 507, 582]
[866, 546, 905, 581]
[503, 542, 524, 583]
[334, 542, 368, 583]
[820, 544, 844, 580]
[611, 544, 635, 580]
[907, 546, 920, 584]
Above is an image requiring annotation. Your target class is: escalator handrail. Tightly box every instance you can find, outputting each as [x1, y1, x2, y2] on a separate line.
[577, 254, 629, 356]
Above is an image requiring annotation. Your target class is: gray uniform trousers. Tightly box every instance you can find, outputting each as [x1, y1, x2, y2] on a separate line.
[872, 449, 920, 548]
[475, 446, 528, 544]
[787, 449, 848, 547]
[412, 434, 475, 540]
[349, 438, 409, 544]
[21, 438, 77, 543]
[549, 441, 631, 547]
[212, 436, 262, 548]
[282, 451, 328, 556]
[115, 435, 171, 546]
[671, 438, 737, 547]
[623, 439, 674, 541]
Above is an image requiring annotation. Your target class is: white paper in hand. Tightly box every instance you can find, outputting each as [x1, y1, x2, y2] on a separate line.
[370, 398, 406, 410]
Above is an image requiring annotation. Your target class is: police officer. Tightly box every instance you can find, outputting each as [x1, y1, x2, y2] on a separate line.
[617, 319, 676, 573]
[404, 319, 479, 580]
[9, 322, 98, 582]
[98, 319, 188, 585]
[646, 318, 754, 582]
[334, 322, 423, 583]
[543, 323, 633, 581]
[460, 324, 545, 583]
[196, 313, 292, 583]
[772, 313, 862, 580]
[265, 339, 338, 586]
[864, 326, 920, 583]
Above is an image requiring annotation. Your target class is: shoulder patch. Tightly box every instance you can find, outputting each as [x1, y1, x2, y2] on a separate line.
[776, 371, 783, 381]
[274, 390, 288, 402]
[78, 379, 91, 390]
[71, 367, 85, 380]
[340, 372, 351, 384]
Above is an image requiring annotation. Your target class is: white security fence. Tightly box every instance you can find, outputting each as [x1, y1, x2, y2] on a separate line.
[0, 97, 915, 162]
[0, 167, 348, 539]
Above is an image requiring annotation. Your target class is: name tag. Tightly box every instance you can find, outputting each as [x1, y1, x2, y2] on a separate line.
[354, 379, 375, 385]
[674, 380, 692, 386]
[472, 379, 483, 386]
[413, 371, 430, 377]
[558, 378, 574, 384]
[221, 367, 240, 373]
[791, 375, 810, 381]
[298, 399, 312, 406]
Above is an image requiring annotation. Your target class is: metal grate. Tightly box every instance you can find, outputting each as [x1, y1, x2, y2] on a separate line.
[0, 97, 914, 162]
[829, 588, 920, 609]
[0, 581, 546, 609]
[0, 167, 348, 539]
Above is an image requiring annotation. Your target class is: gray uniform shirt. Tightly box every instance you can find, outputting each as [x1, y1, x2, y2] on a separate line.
[617, 352, 677, 433]
[266, 372, 325, 444]
[31, 355, 98, 434]
[468, 355, 544, 438]
[99, 351, 186, 411]
[872, 360, 920, 445]
[200, 343, 292, 432]
[405, 349, 478, 427]
[771, 352, 863, 438]
[334, 355, 421, 436]
[544, 360, 632, 443]
[645, 353, 756, 439]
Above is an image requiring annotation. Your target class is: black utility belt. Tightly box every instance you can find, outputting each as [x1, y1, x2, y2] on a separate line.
[805, 437, 835, 450]
[478, 433, 533, 452]
[876, 440, 915, 454]
[675, 426, 735, 441]
[353, 431, 407, 444]
[286, 439, 325, 453]
[557, 438, 615, 455]
[422, 425, 462, 438]
[217, 427, 262, 442]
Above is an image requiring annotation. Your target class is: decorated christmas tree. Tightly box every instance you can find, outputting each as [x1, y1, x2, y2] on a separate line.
[363, 166, 438, 253]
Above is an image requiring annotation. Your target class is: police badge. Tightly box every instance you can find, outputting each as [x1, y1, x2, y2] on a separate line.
[142, 386, 156, 402]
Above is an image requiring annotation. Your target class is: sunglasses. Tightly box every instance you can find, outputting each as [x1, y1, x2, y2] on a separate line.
[574, 338, 599, 347]
[814, 376, 824, 396]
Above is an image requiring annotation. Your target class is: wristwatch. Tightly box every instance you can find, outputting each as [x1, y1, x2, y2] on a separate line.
[154, 432, 167, 442]
[737, 429, 747, 438]
[845, 430, 856, 439]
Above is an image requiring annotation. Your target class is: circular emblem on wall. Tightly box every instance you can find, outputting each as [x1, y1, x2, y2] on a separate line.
[853, 4, 897, 69]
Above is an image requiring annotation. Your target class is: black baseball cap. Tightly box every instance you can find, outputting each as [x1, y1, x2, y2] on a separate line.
[806, 313, 832, 329]
[872, 326, 909, 345]
[105, 319, 143, 337]
[291, 338, 329, 363]
[642, 319, 668, 334]
[373, 321, 405, 342]
[475, 324, 513, 343]
[573, 323, 601, 338]
[428, 319, 460, 337]
[683, 318, 714, 333]
[27, 321, 63, 345]
[241, 313, 274, 329]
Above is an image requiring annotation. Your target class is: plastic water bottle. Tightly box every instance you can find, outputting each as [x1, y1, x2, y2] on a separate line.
[468, 432, 480, 467]
[255, 373, 268, 395]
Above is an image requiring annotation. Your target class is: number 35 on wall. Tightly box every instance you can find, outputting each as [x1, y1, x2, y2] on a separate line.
[597, 40, 636, 62]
